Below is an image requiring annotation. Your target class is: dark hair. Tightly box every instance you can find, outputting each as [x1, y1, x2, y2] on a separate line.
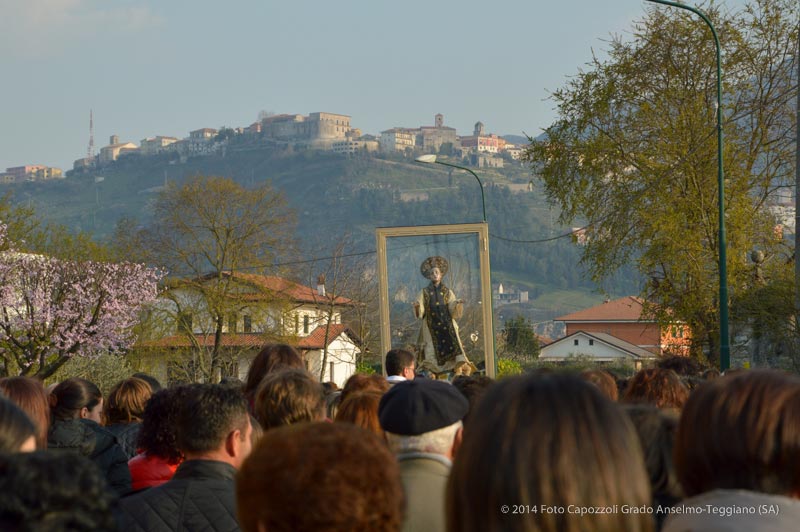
[49, 378, 102, 421]
[0, 451, 117, 531]
[244, 344, 304, 403]
[624, 368, 688, 410]
[385, 349, 415, 377]
[254, 369, 325, 430]
[0, 377, 50, 449]
[131, 373, 163, 393]
[105, 377, 152, 425]
[676, 370, 800, 497]
[237, 422, 404, 532]
[580, 369, 619, 401]
[656, 355, 705, 377]
[447, 373, 653, 532]
[451, 375, 495, 425]
[321, 381, 339, 393]
[0, 396, 37, 452]
[341, 373, 389, 402]
[175, 384, 249, 455]
[623, 405, 683, 509]
[335, 391, 385, 439]
[137, 386, 192, 464]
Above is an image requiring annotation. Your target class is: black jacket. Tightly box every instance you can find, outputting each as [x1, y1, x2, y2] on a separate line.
[47, 418, 132, 497]
[105, 422, 141, 460]
[115, 459, 241, 532]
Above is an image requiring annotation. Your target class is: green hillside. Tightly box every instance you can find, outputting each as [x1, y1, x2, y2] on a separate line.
[2, 146, 641, 322]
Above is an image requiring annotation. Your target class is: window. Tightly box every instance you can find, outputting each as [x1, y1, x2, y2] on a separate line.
[574, 339, 579, 346]
[589, 339, 594, 346]
[243, 315, 252, 333]
[294, 314, 299, 334]
[303, 315, 310, 334]
[228, 313, 238, 333]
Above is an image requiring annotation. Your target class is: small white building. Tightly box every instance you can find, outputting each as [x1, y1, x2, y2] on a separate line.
[539, 330, 656, 370]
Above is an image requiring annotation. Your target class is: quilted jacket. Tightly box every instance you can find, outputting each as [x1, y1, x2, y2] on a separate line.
[47, 418, 132, 497]
[115, 459, 240, 532]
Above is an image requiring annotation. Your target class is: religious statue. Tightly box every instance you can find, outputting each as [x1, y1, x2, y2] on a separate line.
[413, 256, 476, 377]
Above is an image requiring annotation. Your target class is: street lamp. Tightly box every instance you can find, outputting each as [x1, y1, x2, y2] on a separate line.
[645, 0, 730, 370]
[415, 154, 487, 223]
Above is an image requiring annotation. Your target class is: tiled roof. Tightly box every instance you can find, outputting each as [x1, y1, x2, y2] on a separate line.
[555, 296, 652, 322]
[296, 324, 360, 350]
[189, 272, 357, 307]
[141, 333, 271, 348]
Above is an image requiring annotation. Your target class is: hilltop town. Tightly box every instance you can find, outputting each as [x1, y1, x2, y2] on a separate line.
[0, 112, 525, 183]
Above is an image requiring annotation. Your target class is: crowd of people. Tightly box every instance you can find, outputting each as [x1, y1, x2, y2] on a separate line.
[0, 345, 799, 531]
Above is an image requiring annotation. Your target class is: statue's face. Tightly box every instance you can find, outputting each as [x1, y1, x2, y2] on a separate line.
[428, 267, 443, 284]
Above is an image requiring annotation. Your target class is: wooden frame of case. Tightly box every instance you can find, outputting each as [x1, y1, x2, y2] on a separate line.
[376, 222, 495, 377]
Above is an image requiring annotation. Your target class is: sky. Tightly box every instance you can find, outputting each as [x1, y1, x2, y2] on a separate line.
[0, 0, 741, 171]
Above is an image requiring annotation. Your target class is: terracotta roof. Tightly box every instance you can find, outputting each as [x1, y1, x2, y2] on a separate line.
[296, 324, 361, 350]
[141, 333, 271, 348]
[187, 272, 357, 307]
[555, 296, 652, 322]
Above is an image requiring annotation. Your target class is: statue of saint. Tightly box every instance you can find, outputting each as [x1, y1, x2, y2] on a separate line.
[413, 256, 476, 377]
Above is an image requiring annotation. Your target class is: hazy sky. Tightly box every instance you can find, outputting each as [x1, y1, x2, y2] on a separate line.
[0, 0, 741, 171]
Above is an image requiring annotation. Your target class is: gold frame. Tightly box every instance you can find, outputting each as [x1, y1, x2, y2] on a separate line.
[376, 222, 495, 377]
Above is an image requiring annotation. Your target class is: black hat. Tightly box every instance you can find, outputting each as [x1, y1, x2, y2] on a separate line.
[378, 379, 468, 436]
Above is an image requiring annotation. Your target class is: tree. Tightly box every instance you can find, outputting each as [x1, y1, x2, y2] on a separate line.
[119, 176, 296, 382]
[500, 315, 540, 362]
[0, 223, 162, 379]
[523, 0, 798, 363]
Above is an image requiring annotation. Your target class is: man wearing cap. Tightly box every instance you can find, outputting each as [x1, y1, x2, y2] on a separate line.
[378, 379, 468, 532]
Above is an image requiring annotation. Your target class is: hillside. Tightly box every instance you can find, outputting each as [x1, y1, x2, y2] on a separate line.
[2, 147, 639, 322]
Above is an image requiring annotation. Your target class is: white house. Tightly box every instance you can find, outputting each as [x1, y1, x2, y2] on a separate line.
[139, 272, 362, 386]
[539, 330, 656, 370]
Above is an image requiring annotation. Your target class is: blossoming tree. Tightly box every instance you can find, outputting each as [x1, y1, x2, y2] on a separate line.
[0, 223, 162, 378]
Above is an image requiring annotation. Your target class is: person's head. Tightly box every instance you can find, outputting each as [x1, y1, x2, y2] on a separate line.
[675, 370, 800, 497]
[325, 390, 342, 420]
[385, 349, 416, 379]
[580, 369, 619, 401]
[49, 378, 103, 424]
[341, 373, 389, 402]
[420, 256, 448, 284]
[137, 386, 193, 464]
[0, 396, 37, 452]
[656, 355, 705, 378]
[0, 377, 50, 449]
[104, 377, 152, 425]
[254, 369, 326, 430]
[176, 384, 252, 468]
[335, 391, 385, 440]
[237, 422, 404, 532]
[623, 404, 683, 503]
[379, 379, 468, 459]
[451, 374, 495, 426]
[624, 368, 688, 410]
[131, 372, 163, 393]
[0, 451, 117, 531]
[447, 373, 652, 532]
[244, 344, 304, 401]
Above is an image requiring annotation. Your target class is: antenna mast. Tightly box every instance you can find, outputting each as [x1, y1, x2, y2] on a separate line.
[87, 110, 95, 165]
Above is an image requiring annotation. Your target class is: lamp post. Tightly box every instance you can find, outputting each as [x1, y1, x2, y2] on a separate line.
[415, 154, 487, 223]
[645, 0, 729, 370]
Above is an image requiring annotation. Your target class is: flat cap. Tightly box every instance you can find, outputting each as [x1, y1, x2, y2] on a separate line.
[378, 379, 468, 436]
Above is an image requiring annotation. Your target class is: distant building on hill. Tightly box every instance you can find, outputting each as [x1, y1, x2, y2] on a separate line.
[379, 128, 416, 152]
[261, 112, 353, 147]
[140, 136, 179, 156]
[99, 135, 138, 165]
[3, 165, 63, 182]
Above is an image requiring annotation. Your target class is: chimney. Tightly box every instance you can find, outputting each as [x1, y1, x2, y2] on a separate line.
[317, 274, 326, 297]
